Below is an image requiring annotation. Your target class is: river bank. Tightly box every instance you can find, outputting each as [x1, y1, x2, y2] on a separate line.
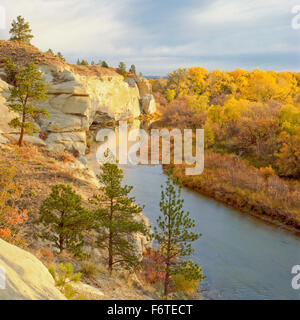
[161, 150, 300, 235]
[120, 164, 300, 300]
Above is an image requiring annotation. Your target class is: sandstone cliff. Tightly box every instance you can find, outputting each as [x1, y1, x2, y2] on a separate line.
[0, 41, 156, 155]
[37, 65, 155, 155]
[0, 239, 65, 300]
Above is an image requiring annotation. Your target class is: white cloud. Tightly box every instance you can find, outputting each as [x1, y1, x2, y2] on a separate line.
[1, 0, 140, 56]
[0, 0, 298, 75]
[189, 0, 295, 26]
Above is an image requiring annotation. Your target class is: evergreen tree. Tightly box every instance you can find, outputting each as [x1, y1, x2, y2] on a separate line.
[154, 174, 205, 298]
[9, 16, 33, 44]
[77, 59, 88, 66]
[6, 61, 49, 147]
[39, 184, 93, 254]
[116, 62, 127, 79]
[5, 57, 18, 86]
[101, 61, 109, 68]
[56, 52, 66, 62]
[46, 49, 55, 56]
[81, 60, 88, 66]
[90, 163, 149, 273]
[129, 64, 136, 75]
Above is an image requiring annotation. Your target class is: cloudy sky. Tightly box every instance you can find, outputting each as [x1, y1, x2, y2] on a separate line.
[0, 0, 299, 75]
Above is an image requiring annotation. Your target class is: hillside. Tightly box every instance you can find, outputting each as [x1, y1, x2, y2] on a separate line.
[0, 142, 157, 300]
[0, 40, 159, 300]
[0, 41, 156, 158]
[0, 40, 118, 77]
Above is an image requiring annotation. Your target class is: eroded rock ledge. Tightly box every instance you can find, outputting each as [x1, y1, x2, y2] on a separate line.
[0, 64, 156, 155]
[0, 239, 66, 300]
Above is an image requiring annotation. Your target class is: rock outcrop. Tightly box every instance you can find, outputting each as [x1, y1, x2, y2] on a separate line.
[0, 239, 65, 300]
[0, 80, 18, 134]
[0, 64, 156, 155]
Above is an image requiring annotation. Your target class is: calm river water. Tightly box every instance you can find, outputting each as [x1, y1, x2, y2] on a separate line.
[119, 164, 300, 300]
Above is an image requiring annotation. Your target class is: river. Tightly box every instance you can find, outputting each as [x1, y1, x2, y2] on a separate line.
[119, 164, 300, 300]
[86, 123, 300, 300]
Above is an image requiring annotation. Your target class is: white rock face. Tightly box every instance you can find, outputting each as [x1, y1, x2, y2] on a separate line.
[0, 65, 156, 155]
[37, 65, 156, 155]
[141, 94, 156, 114]
[135, 78, 157, 115]
[0, 80, 19, 135]
[0, 132, 8, 144]
[0, 239, 66, 300]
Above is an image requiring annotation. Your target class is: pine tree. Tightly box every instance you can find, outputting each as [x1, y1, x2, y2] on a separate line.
[46, 49, 55, 56]
[39, 184, 93, 254]
[101, 61, 109, 68]
[116, 62, 127, 79]
[154, 174, 205, 298]
[5, 57, 18, 86]
[56, 52, 65, 62]
[90, 163, 149, 273]
[129, 64, 136, 75]
[6, 61, 49, 147]
[9, 16, 33, 44]
[80, 60, 88, 66]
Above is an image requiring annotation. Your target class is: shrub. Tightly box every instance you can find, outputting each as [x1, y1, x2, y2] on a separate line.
[0, 162, 28, 245]
[60, 152, 73, 163]
[171, 274, 199, 295]
[80, 261, 99, 279]
[49, 263, 85, 300]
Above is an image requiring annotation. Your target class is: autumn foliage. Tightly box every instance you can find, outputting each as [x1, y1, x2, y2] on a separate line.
[150, 67, 300, 229]
[0, 161, 28, 244]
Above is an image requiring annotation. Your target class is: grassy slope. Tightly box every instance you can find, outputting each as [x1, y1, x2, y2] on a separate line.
[0, 40, 118, 77]
[0, 141, 158, 300]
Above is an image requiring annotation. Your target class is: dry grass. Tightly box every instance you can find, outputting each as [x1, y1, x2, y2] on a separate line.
[0, 40, 65, 68]
[80, 261, 100, 280]
[0, 142, 99, 244]
[0, 40, 118, 77]
[0, 141, 159, 300]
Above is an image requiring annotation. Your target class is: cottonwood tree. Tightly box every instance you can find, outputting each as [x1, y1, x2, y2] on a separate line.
[39, 184, 93, 254]
[9, 16, 33, 44]
[7, 61, 48, 147]
[167, 68, 189, 99]
[154, 174, 205, 298]
[277, 129, 300, 178]
[90, 163, 149, 273]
